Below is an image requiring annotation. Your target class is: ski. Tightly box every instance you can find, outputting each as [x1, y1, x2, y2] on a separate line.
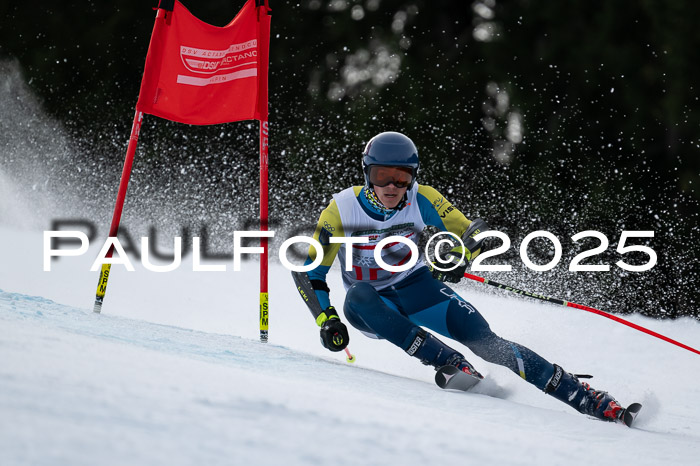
[435, 365, 482, 391]
[621, 402, 642, 428]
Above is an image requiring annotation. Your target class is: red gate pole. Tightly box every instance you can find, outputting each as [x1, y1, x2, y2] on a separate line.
[259, 119, 269, 341]
[93, 110, 144, 313]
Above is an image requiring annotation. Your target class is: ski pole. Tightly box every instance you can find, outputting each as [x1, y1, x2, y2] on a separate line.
[344, 347, 356, 363]
[463, 272, 700, 357]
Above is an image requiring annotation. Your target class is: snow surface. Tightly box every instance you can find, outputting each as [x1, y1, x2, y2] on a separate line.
[1, 225, 700, 465]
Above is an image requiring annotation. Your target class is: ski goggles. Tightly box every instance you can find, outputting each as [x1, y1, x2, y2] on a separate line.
[368, 166, 414, 188]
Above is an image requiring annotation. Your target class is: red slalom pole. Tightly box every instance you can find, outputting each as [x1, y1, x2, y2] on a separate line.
[463, 272, 700, 356]
[259, 119, 269, 342]
[255, 0, 271, 342]
[93, 110, 144, 313]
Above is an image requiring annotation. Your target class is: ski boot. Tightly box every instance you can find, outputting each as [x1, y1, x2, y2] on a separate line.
[545, 364, 624, 422]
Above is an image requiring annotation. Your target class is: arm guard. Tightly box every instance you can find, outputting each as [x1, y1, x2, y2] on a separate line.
[291, 271, 337, 326]
[460, 218, 489, 261]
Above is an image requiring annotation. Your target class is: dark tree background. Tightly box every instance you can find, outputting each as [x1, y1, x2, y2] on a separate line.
[1, 0, 698, 318]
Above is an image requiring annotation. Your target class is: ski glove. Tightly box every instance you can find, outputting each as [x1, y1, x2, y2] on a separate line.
[429, 248, 468, 283]
[318, 307, 349, 352]
[430, 218, 489, 283]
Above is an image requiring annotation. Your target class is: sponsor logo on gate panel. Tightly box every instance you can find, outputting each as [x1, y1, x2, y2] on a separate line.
[180, 40, 258, 74]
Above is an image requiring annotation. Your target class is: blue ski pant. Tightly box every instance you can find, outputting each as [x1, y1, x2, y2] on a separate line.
[343, 267, 555, 390]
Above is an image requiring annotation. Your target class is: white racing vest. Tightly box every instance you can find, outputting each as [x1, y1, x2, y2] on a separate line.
[333, 187, 427, 291]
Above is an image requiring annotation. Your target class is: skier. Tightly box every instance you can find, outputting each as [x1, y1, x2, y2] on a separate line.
[293, 131, 629, 423]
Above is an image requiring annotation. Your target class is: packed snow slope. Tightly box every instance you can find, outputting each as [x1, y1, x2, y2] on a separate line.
[1, 226, 699, 466]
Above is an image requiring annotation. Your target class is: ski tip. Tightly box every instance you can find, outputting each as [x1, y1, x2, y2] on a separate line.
[435, 367, 448, 389]
[435, 365, 481, 391]
[435, 365, 458, 388]
[622, 402, 643, 428]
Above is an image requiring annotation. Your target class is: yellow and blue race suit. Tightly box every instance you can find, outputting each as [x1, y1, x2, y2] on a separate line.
[303, 184, 556, 390]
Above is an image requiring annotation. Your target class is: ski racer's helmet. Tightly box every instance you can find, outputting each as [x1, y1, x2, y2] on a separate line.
[362, 132, 419, 188]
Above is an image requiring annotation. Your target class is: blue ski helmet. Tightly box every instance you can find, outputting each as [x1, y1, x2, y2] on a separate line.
[362, 132, 419, 188]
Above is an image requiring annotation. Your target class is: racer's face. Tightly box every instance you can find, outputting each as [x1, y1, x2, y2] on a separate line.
[373, 183, 408, 208]
[369, 165, 412, 208]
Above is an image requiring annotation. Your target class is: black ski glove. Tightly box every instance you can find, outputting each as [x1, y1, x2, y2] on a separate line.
[429, 247, 468, 283]
[430, 218, 489, 283]
[318, 307, 349, 352]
